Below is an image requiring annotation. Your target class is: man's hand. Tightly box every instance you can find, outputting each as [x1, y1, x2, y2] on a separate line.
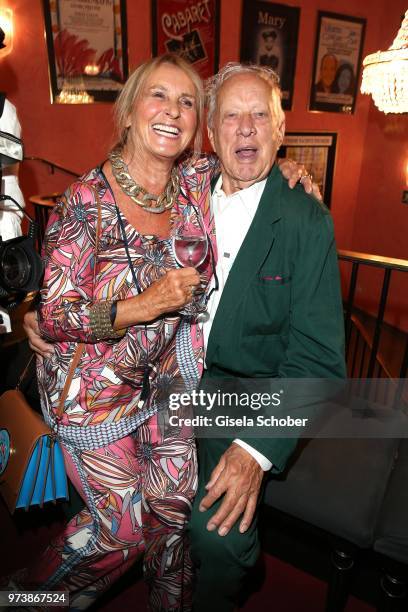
[24, 310, 54, 358]
[278, 158, 322, 200]
[199, 443, 264, 536]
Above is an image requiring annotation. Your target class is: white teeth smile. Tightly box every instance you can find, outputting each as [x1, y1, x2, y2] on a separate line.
[152, 123, 180, 136]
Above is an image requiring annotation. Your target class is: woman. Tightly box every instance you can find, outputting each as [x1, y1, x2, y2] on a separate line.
[13, 53, 213, 612]
[332, 63, 355, 96]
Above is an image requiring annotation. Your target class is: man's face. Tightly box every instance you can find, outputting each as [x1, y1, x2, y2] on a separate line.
[321, 55, 337, 88]
[208, 73, 284, 195]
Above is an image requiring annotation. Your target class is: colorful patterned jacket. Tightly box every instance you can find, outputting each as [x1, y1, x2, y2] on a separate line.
[37, 159, 217, 437]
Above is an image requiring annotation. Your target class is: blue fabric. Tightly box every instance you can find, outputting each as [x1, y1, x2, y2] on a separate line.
[15, 436, 68, 509]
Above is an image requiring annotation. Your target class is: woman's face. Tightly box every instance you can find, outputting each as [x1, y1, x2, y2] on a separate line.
[338, 68, 352, 93]
[127, 63, 198, 163]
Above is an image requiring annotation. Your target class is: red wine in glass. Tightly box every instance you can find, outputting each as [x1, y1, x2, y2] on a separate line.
[173, 234, 208, 268]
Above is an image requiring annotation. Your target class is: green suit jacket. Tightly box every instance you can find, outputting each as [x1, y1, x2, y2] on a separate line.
[205, 164, 346, 471]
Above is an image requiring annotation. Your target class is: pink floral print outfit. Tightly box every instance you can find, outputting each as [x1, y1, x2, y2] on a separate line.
[16, 159, 216, 612]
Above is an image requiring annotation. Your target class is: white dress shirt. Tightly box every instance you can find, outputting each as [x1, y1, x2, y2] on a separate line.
[202, 176, 272, 471]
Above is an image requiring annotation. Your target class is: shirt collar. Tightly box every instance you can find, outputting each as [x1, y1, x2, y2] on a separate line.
[213, 174, 267, 214]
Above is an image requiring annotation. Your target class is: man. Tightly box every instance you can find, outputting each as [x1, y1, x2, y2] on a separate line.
[259, 30, 279, 71]
[315, 53, 338, 94]
[188, 63, 346, 611]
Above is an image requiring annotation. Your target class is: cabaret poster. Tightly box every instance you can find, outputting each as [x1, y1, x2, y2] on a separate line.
[43, 0, 129, 103]
[309, 11, 366, 114]
[240, 1, 300, 110]
[152, 0, 220, 80]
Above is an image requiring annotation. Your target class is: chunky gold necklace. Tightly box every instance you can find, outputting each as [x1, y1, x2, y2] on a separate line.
[109, 147, 180, 214]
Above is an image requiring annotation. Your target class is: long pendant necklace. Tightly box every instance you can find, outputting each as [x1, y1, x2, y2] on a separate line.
[109, 147, 180, 214]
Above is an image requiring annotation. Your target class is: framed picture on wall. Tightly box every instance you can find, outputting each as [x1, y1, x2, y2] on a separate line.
[278, 132, 337, 207]
[309, 11, 366, 114]
[151, 0, 220, 80]
[43, 0, 129, 103]
[240, 1, 300, 110]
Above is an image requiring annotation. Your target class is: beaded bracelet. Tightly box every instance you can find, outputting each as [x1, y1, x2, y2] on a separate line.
[89, 301, 125, 340]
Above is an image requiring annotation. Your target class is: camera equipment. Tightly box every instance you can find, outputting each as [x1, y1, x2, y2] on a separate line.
[0, 95, 24, 165]
[0, 125, 43, 308]
[0, 99, 44, 325]
[0, 195, 44, 306]
[0, 129, 23, 166]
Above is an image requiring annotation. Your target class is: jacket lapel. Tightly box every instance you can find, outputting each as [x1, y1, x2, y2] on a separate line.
[206, 164, 283, 367]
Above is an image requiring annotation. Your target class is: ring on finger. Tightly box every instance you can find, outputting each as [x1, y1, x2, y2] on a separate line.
[299, 173, 312, 184]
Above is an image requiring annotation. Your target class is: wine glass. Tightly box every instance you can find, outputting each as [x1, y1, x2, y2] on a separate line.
[171, 213, 209, 317]
[172, 219, 208, 269]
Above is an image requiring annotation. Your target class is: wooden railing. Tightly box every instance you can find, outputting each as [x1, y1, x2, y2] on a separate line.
[23, 156, 80, 178]
[338, 250, 408, 388]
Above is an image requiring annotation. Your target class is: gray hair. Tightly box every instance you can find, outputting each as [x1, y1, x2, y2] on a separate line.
[206, 62, 285, 130]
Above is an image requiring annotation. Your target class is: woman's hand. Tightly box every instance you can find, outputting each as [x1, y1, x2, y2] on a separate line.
[278, 158, 322, 200]
[116, 267, 201, 328]
[24, 310, 54, 358]
[141, 267, 202, 319]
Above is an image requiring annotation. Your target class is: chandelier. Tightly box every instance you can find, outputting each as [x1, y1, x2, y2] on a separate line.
[361, 10, 408, 114]
[56, 76, 94, 105]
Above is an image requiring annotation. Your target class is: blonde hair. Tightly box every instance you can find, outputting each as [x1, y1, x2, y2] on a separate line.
[206, 62, 285, 132]
[113, 54, 204, 160]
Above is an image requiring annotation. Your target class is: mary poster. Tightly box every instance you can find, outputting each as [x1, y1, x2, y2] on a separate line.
[309, 12, 366, 114]
[240, 1, 300, 110]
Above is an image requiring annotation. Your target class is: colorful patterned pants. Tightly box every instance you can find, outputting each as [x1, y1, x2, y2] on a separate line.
[15, 413, 197, 611]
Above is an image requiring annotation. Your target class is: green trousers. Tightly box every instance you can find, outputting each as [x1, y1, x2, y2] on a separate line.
[189, 438, 261, 612]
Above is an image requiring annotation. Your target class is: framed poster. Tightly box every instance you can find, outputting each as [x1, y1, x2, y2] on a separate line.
[151, 0, 220, 80]
[309, 11, 366, 114]
[278, 132, 337, 207]
[43, 0, 129, 103]
[240, 1, 300, 110]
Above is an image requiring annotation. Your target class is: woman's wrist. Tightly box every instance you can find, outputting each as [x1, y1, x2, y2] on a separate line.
[110, 301, 118, 326]
[114, 293, 159, 329]
[89, 301, 126, 340]
[137, 291, 160, 322]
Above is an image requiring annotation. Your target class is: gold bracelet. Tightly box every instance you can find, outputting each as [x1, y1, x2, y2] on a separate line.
[89, 301, 126, 340]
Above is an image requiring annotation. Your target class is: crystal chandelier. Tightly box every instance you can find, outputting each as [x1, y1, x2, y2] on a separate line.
[56, 76, 94, 105]
[361, 10, 408, 114]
